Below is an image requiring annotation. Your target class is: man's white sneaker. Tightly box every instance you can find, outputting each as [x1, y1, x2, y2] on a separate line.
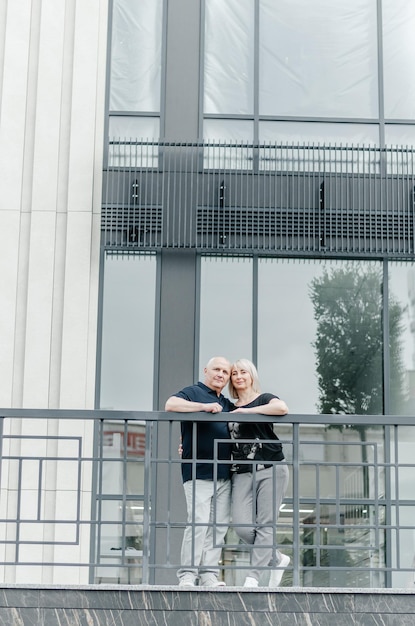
[178, 574, 197, 587]
[268, 553, 290, 587]
[200, 574, 226, 587]
[243, 576, 259, 588]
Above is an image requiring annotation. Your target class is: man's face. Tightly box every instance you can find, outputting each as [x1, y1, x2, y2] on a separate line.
[203, 358, 231, 394]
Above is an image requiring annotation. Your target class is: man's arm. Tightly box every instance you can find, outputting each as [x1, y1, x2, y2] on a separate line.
[165, 395, 223, 413]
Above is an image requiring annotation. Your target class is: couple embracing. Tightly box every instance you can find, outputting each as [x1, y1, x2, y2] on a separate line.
[165, 356, 290, 588]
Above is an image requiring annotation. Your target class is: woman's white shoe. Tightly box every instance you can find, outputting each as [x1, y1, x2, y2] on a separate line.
[268, 554, 290, 587]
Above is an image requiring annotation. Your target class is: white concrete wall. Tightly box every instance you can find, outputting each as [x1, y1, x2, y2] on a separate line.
[0, 0, 109, 583]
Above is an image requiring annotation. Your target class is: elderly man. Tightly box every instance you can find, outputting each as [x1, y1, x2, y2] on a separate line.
[165, 356, 235, 587]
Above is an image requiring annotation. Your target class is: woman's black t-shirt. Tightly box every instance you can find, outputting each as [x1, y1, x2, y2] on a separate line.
[230, 393, 285, 470]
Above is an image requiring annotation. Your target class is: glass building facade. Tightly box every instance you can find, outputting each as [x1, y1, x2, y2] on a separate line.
[97, 0, 415, 587]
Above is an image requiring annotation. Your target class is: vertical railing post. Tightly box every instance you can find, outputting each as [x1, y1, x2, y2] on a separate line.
[292, 422, 301, 586]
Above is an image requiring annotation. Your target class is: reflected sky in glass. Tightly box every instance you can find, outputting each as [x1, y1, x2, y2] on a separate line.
[100, 253, 156, 410]
[259, 0, 378, 118]
[110, 0, 162, 112]
[382, 0, 415, 119]
[199, 257, 252, 383]
[258, 259, 321, 413]
[388, 263, 415, 414]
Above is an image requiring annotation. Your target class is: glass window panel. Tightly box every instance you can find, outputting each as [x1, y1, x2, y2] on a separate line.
[300, 503, 385, 588]
[102, 422, 146, 496]
[109, 116, 160, 141]
[298, 464, 317, 499]
[396, 466, 415, 501]
[258, 259, 383, 415]
[204, 119, 253, 144]
[259, 122, 379, 173]
[390, 425, 415, 500]
[391, 508, 415, 588]
[204, 0, 254, 114]
[299, 427, 384, 499]
[259, 121, 379, 147]
[259, 0, 378, 118]
[385, 125, 415, 148]
[95, 420, 146, 584]
[383, 1, 415, 120]
[110, 0, 162, 112]
[108, 117, 159, 168]
[258, 259, 319, 414]
[388, 263, 415, 414]
[384, 142, 415, 176]
[95, 512, 143, 584]
[199, 257, 252, 375]
[100, 459, 124, 496]
[384, 128, 415, 176]
[298, 428, 325, 463]
[100, 253, 156, 410]
[277, 425, 293, 464]
[203, 120, 253, 169]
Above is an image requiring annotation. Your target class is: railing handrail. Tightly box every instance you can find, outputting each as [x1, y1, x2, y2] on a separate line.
[0, 407, 414, 426]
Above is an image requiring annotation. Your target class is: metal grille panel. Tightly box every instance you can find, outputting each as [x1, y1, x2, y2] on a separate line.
[102, 141, 415, 256]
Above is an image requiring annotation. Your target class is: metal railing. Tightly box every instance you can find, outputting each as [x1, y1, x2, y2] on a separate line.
[102, 141, 415, 256]
[1, 409, 415, 588]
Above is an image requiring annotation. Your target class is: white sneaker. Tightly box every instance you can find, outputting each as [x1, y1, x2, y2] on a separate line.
[200, 574, 226, 587]
[178, 574, 197, 587]
[268, 554, 290, 587]
[243, 576, 259, 588]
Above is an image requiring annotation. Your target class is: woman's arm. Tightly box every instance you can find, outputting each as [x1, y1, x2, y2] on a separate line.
[231, 397, 288, 415]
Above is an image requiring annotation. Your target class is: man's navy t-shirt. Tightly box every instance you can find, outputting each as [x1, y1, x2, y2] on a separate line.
[175, 382, 234, 483]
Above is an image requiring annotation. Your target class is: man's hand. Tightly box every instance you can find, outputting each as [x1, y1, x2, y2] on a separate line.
[202, 402, 223, 413]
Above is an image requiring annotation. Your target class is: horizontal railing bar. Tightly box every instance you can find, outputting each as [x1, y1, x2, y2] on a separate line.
[107, 140, 410, 152]
[1, 561, 413, 573]
[0, 408, 414, 426]
[101, 246, 415, 261]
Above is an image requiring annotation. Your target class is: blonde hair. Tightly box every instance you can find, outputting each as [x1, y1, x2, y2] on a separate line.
[228, 358, 262, 399]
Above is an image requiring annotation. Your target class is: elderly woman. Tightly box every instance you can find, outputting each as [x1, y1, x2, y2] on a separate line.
[229, 358, 290, 588]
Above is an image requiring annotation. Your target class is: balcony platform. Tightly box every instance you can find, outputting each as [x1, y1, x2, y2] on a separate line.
[1, 584, 415, 625]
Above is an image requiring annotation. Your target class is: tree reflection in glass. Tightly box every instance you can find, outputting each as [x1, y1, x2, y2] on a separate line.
[310, 263, 405, 417]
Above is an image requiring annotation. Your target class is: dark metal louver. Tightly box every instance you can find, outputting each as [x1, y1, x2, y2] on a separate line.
[101, 206, 163, 247]
[101, 141, 415, 257]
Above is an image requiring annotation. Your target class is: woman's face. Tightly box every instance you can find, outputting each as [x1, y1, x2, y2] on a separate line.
[231, 366, 253, 392]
